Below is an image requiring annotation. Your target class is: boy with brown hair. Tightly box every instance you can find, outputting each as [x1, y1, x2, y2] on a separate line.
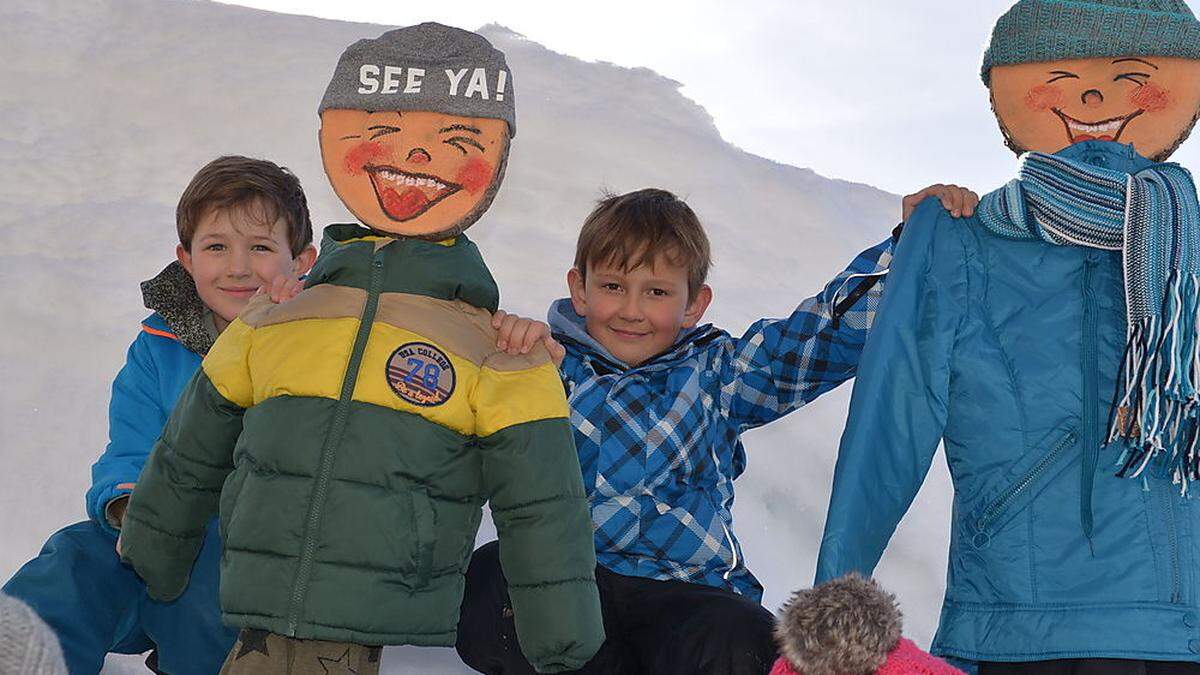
[457, 184, 976, 675]
[3, 155, 316, 674]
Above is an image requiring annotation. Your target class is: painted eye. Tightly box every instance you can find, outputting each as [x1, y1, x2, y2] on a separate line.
[367, 125, 402, 140]
[1046, 71, 1079, 83]
[1115, 72, 1151, 86]
[443, 136, 485, 155]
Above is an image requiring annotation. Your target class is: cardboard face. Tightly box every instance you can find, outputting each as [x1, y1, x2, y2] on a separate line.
[990, 56, 1200, 160]
[320, 109, 509, 238]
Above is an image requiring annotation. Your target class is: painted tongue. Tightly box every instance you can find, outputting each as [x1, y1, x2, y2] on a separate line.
[381, 187, 431, 221]
[1073, 133, 1115, 143]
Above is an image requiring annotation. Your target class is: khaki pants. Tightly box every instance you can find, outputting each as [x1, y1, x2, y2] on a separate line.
[219, 629, 381, 675]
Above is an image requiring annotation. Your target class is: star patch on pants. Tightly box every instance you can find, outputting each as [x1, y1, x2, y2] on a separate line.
[234, 629, 271, 660]
[317, 647, 357, 675]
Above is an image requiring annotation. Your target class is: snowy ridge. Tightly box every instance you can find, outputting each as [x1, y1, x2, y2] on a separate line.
[0, 2, 952, 672]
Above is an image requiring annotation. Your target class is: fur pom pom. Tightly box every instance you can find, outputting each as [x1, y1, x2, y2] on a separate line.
[774, 574, 903, 675]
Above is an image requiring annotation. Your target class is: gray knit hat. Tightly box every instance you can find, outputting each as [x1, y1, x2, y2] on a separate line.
[0, 595, 68, 675]
[982, 0, 1200, 85]
[320, 22, 516, 137]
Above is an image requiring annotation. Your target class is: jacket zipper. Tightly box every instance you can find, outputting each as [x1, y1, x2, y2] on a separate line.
[286, 247, 388, 635]
[706, 447, 739, 581]
[976, 431, 1077, 534]
[1080, 259, 1100, 544]
[830, 271, 888, 328]
[1161, 478, 1182, 603]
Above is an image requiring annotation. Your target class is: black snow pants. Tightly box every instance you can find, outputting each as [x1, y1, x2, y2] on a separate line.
[455, 541, 777, 675]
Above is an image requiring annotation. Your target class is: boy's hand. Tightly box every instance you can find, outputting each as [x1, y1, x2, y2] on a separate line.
[902, 184, 979, 221]
[492, 310, 566, 367]
[257, 274, 305, 304]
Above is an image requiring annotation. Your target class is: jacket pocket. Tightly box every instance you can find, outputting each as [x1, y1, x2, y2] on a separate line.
[408, 488, 437, 589]
[969, 428, 1077, 548]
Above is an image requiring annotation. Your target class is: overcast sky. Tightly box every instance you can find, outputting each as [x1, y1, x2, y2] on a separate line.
[224, 0, 1200, 196]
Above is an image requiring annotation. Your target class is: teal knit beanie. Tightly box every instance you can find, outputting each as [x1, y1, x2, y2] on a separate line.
[982, 0, 1200, 85]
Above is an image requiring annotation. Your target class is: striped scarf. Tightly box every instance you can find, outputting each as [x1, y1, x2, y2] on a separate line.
[979, 149, 1200, 489]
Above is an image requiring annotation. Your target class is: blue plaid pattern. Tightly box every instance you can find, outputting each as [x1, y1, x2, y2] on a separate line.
[548, 236, 895, 600]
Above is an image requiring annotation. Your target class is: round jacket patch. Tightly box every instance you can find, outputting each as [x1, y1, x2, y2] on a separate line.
[386, 342, 456, 406]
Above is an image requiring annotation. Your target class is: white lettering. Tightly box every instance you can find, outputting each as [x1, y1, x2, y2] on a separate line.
[381, 65, 402, 94]
[358, 64, 380, 94]
[444, 68, 469, 96]
[404, 68, 425, 93]
[464, 68, 489, 99]
[495, 70, 508, 101]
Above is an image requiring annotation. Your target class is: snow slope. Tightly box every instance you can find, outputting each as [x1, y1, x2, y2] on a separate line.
[0, 1, 954, 672]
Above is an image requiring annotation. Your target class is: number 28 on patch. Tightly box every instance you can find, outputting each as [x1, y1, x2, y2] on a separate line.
[386, 342, 456, 407]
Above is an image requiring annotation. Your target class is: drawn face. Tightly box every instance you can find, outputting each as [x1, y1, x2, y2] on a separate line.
[319, 109, 509, 238]
[990, 56, 1200, 160]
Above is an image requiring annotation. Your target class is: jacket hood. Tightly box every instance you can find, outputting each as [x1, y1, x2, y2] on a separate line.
[546, 297, 725, 372]
[140, 261, 217, 355]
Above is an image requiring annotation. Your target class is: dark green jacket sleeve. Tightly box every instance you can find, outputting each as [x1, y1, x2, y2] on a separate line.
[479, 416, 605, 672]
[120, 369, 242, 601]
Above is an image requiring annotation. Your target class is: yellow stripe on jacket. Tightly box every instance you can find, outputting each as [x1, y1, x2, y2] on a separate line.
[199, 290, 569, 437]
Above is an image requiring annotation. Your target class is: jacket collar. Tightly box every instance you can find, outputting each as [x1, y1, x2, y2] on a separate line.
[140, 261, 217, 355]
[317, 223, 499, 312]
[1053, 139, 1156, 174]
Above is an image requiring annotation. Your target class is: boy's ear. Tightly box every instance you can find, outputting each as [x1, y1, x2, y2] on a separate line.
[176, 243, 193, 274]
[567, 267, 588, 316]
[681, 284, 713, 329]
[293, 244, 318, 277]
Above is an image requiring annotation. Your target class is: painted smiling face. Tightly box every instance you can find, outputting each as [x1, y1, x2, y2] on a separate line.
[990, 56, 1200, 160]
[320, 109, 510, 239]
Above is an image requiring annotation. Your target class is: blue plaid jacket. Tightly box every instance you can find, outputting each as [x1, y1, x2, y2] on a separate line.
[547, 235, 896, 600]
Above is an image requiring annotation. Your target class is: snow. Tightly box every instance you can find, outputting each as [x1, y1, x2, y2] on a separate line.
[0, 1, 954, 672]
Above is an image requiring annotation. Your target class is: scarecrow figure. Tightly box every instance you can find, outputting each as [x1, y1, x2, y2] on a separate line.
[119, 23, 604, 675]
[817, 1, 1200, 671]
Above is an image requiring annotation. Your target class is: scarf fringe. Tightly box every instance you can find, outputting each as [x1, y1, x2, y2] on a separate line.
[1107, 271, 1200, 493]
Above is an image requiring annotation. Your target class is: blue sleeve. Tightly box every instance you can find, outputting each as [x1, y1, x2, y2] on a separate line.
[87, 330, 167, 535]
[720, 235, 895, 431]
[815, 200, 968, 583]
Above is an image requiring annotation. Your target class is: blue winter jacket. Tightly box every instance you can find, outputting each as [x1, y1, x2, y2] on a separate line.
[816, 142, 1200, 662]
[86, 263, 208, 536]
[549, 236, 894, 599]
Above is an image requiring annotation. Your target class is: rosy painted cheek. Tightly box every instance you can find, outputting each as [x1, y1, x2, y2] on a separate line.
[1130, 83, 1171, 113]
[455, 157, 495, 194]
[1024, 85, 1064, 111]
[343, 141, 388, 176]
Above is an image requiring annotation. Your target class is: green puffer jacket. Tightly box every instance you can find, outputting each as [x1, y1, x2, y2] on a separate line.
[120, 225, 604, 672]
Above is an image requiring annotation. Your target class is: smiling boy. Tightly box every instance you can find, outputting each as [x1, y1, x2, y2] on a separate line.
[457, 184, 977, 675]
[3, 155, 316, 675]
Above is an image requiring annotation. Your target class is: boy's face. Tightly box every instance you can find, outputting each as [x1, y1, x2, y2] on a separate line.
[177, 202, 316, 331]
[989, 56, 1200, 160]
[568, 252, 712, 367]
[319, 109, 509, 239]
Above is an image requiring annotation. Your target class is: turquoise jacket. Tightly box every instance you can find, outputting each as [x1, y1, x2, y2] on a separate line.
[87, 263, 210, 536]
[817, 142, 1200, 662]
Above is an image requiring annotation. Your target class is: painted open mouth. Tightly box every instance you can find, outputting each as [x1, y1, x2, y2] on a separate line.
[1053, 108, 1144, 144]
[365, 166, 461, 222]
